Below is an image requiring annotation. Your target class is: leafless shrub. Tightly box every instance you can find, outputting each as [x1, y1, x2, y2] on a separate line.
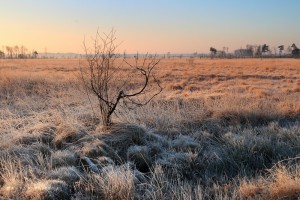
[80, 29, 162, 127]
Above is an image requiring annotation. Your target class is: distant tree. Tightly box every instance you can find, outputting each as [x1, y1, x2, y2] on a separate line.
[19, 45, 28, 58]
[136, 51, 139, 59]
[210, 47, 217, 58]
[210, 47, 217, 54]
[278, 45, 284, 56]
[32, 51, 38, 58]
[223, 47, 229, 54]
[291, 43, 300, 57]
[262, 44, 269, 53]
[254, 44, 269, 58]
[246, 44, 255, 54]
[0, 50, 5, 58]
[14, 45, 19, 58]
[6, 46, 13, 58]
[255, 45, 262, 57]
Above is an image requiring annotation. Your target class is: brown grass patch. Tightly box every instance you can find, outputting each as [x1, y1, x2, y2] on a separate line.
[239, 165, 300, 200]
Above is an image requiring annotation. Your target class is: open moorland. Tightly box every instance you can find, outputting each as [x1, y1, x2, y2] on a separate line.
[0, 58, 300, 199]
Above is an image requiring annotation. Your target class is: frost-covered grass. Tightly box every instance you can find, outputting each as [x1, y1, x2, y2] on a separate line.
[0, 58, 299, 199]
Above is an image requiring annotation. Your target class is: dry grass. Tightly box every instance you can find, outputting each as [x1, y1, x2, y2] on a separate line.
[0, 58, 299, 199]
[239, 164, 300, 199]
[157, 58, 300, 100]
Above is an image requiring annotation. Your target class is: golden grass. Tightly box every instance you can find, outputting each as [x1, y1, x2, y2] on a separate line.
[155, 58, 300, 99]
[25, 180, 69, 200]
[239, 165, 300, 199]
[1, 58, 299, 99]
[0, 58, 299, 199]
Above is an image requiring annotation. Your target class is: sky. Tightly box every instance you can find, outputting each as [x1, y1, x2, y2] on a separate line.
[1, 0, 300, 54]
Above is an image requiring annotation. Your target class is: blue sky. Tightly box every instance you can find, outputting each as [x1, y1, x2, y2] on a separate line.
[1, 0, 299, 53]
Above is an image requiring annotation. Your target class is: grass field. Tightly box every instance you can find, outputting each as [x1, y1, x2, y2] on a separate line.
[0, 58, 299, 199]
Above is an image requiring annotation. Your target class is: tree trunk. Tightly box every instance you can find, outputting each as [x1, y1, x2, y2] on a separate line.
[99, 101, 112, 127]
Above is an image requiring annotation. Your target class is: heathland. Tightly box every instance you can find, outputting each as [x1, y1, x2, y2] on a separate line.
[0, 58, 299, 199]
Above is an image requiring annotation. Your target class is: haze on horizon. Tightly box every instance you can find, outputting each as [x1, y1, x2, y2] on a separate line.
[1, 0, 300, 54]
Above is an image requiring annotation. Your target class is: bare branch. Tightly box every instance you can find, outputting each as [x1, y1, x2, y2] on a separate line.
[80, 29, 162, 126]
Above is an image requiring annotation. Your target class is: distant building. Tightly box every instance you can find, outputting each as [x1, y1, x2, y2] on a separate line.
[234, 49, 253, 57]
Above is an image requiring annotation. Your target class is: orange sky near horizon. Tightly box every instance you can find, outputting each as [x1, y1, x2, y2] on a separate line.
[1, 1, 300, 54]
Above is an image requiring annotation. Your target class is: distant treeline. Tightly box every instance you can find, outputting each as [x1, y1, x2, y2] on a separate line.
[0, 45, 38, 59]
[1, 43, 299, 59]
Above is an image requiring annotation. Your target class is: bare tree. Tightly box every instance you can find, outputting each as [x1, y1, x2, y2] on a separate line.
[255, 45, 262, 57]
[32, 50, 38, 58]
[20, 45, 28, 58]
[0, 50, 5, 58]
[14, 45, 19, 58]
[80, 29, 162, 127]
[5, 46, 13, 59]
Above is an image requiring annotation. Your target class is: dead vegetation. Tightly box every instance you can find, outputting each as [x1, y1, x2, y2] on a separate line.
[0, 58, 299, 199]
